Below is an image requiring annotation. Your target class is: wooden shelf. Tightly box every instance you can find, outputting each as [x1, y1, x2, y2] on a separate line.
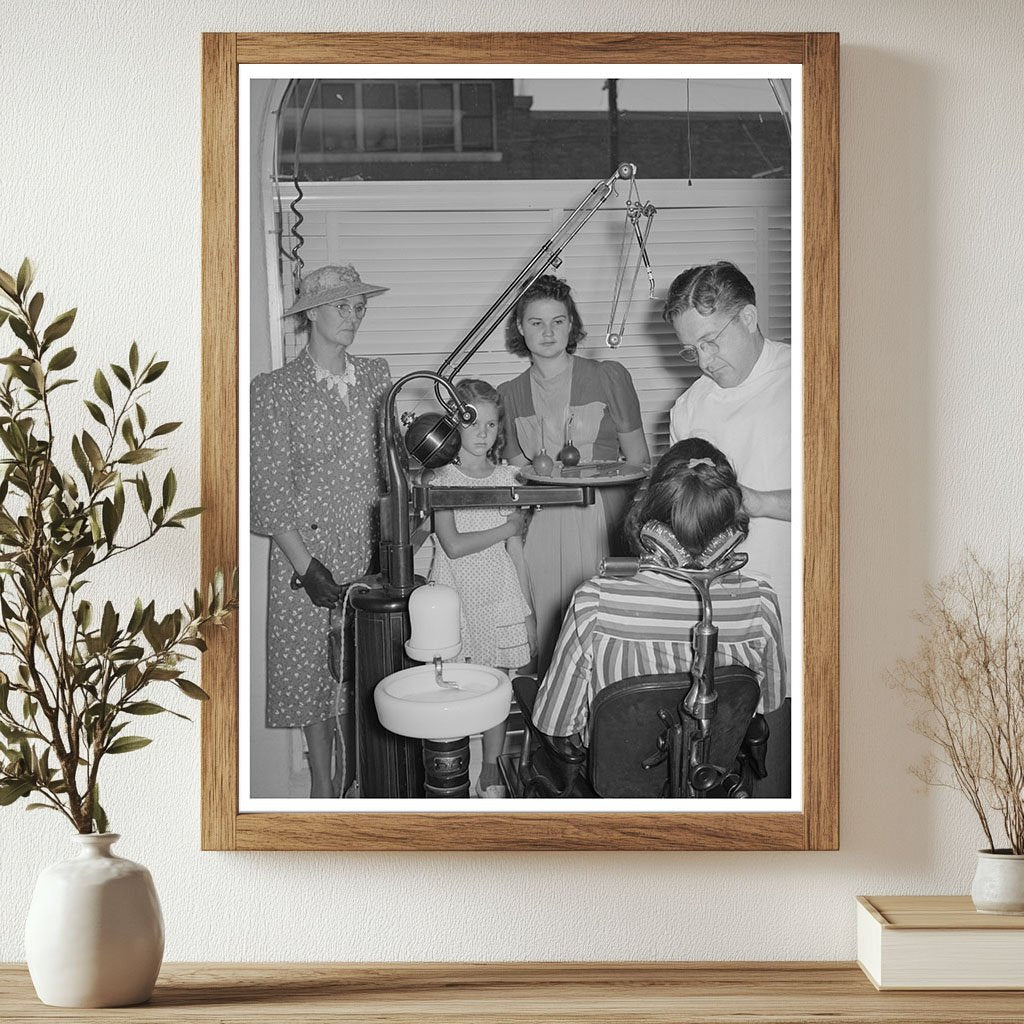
[3, 962, 1024, 1022]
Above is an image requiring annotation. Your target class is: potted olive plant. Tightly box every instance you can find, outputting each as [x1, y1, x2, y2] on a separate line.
[0, 260, 236, 1005]
[895, 552, 1024, 914]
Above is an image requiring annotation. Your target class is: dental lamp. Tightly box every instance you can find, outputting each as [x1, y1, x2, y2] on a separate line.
[378, 162, 649, 598]
[350, 164, 653, 798]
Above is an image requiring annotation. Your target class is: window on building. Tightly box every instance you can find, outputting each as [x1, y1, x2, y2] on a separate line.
[278, 80, 497, 174]
[361, 83, 398, 152]
[459, 83, 496, 151]
[420, 83, 456, 151]
[316, 82, 356, 153]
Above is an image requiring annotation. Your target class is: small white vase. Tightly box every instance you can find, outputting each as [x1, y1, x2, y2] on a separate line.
[971, 849, 1024, 915]
[25, 833, 164, 1007]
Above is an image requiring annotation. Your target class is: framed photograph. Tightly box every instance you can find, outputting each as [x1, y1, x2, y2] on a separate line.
[201, 32, 838, 851]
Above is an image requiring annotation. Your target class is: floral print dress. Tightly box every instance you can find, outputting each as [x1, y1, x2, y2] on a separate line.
[250, 349, 391, 728]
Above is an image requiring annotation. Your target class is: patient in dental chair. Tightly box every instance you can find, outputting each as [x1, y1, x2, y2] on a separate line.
[531, 437, 787, 742]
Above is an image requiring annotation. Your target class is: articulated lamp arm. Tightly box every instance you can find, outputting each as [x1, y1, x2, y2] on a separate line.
[380, 164, 651, 598]
[380, 165, 644, 595]
[432, 162, 638, 404]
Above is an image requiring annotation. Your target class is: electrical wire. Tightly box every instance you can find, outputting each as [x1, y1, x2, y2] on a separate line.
[272, 80, 300, 264]
[288, 79, 320, 292]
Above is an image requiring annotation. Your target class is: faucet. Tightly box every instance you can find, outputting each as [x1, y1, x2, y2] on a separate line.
[433, 655, 458, 689]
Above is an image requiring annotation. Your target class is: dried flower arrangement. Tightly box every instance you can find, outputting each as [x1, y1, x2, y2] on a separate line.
[894, 552, 1024, 854]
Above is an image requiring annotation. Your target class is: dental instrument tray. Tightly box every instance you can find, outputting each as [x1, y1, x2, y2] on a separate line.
[517, 461, 648, 486]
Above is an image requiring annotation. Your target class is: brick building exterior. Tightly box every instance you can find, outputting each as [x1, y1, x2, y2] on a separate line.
[277, 80, 790, 182]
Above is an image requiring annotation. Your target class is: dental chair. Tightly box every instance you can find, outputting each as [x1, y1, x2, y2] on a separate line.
[503, 522, 771, 800]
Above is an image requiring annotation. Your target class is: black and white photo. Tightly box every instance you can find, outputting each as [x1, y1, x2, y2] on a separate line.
[241, 65, 802, 813]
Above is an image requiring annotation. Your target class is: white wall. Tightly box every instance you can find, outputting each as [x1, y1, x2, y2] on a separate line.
[1, 0, 1021, 962]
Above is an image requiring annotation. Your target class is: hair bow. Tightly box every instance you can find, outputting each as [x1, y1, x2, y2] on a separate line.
[687, 457, 715, 469]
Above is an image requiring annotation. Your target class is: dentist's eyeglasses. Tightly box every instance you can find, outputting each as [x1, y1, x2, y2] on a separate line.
[332, 301, 367, 319]
[678, 311, 740, 363]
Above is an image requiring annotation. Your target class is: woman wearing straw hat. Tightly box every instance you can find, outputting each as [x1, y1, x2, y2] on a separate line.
[251, 265, 391, 798]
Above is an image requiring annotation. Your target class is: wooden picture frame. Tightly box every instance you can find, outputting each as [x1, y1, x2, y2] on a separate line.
[201, 32, 838, 851]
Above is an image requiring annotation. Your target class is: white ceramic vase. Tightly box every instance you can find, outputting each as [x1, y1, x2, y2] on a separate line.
[970, 849, 1024, 915]
[25, 833, 164, 1007]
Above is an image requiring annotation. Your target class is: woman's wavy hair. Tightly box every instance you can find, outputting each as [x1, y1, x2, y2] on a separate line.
[624, 437, 749, 558]
[453, 378, 506, 464]
[504, 274, 587, 358]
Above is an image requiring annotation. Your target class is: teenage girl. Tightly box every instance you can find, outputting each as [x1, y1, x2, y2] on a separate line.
[425, 379, 535, 796]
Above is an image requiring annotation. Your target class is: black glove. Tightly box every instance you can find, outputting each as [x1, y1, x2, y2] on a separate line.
[290, 557, 342, 608]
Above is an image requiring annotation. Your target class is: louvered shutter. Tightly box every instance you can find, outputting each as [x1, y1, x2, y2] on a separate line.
[275, 178, 791, 459]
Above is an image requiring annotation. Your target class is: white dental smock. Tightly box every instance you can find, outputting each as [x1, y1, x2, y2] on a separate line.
[669, 337, 793, 661]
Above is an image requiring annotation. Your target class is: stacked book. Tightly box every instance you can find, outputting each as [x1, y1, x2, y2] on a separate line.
[857, 895, 1024, 990]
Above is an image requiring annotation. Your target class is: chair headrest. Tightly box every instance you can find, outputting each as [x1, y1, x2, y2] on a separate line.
[639, 521, 746, 569]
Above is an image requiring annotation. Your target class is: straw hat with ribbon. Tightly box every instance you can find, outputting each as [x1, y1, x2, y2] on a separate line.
[283, 264, 389, 317]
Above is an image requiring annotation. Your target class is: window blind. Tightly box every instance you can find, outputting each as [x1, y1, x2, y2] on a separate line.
[275, 177, 791, 459]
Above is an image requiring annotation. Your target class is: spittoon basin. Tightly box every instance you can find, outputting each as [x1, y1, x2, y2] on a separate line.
[374, 663, 512, 741]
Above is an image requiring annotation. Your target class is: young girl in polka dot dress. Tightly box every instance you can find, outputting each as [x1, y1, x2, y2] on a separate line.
[426, 379, 535, 797]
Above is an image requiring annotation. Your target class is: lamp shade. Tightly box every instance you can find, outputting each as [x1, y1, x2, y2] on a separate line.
[404, 412, 461, 470]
